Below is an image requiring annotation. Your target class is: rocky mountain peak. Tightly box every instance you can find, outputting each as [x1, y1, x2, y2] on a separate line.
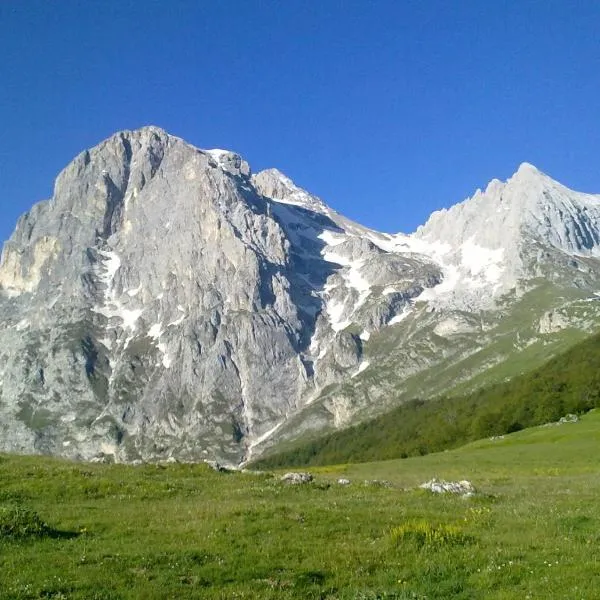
[2, 129, 600, 466]
[0, 127, 445, 464]
[514, 161, 542, 177]
[252, 168, 329, 215]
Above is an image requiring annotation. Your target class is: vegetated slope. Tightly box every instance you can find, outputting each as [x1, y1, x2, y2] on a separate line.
[252, 331, 600, 468]
[3, 413, 600, 599]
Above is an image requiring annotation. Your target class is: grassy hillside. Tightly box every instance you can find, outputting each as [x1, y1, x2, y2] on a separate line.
[2, 412, 600, 598]
[252, 331, 600, 469]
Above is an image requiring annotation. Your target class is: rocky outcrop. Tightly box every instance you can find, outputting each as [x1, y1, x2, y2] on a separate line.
[419, 479, 476, 496]
[280, 472, 313, 484]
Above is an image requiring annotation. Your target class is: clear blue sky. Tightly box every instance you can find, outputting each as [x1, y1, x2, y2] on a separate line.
[1, 0, 600, 244]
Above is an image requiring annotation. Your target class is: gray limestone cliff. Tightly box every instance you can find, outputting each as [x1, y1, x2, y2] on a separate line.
[3, 129, 600, 465]
[0, 127, 438, 464]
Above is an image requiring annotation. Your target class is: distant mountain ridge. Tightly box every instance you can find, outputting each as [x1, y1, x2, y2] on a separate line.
[2, 126, 600, 464]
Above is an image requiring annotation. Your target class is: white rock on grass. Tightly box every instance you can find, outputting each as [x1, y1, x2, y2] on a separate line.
[337, 478, 351, 485]
[280, 472, 313, 484]
[419, 478, 476, 496]
[558, 414, 579, 424]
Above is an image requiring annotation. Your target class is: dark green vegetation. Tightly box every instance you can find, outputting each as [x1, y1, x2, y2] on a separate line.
[2, 411, 600, 598]
[253, 332, 600, 469]
[0, 505, 54, 541]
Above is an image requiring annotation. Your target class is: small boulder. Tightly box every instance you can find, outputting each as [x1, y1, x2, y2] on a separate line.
[559, 413, 579, 424]
[337, 478, 351, 486]
[205, 460, 230, 473]
[280, 472, 313, 485]
[420, 478, 475, 496]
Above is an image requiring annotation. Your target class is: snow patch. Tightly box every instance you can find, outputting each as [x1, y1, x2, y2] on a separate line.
[326, 298, 352, 332]
[126, 284, 142, 297]
[318, 230, 346, 247]
[15, 319, 30, 331]
[92, 249, 144, 331]
[321, 250, 372, 331]
[460, 240, 504, 284]
[206, 149, 230, 161]
[92, 304, 143, 331]
[167, 305, 186, 327]
[161, 351, 172, 369]
[97, 250, 121, 287]
[148, 323, 163, 339]
[388, 307, 411, 325]
[146, 323, 172, 368]
[351, 360, 370, 378]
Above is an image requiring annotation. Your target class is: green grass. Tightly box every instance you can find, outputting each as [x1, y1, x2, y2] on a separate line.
[3, 412, 600, 598]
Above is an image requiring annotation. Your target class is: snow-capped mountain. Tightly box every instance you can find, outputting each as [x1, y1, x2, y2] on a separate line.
[2, 127, 600, 464]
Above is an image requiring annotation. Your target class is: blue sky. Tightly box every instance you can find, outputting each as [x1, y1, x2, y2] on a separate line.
[1, 0, 599, 244]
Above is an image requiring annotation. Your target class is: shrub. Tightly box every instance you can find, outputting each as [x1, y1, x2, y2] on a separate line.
[0, 504, 52, 540]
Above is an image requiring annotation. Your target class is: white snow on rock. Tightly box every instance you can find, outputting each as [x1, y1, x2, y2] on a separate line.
[325, 297, 352, 332]
[97, 250, 121, 287]
[92, 250, 144, 331]
[351, 360, 370, 378]
[320, 250, 372, 331]
[148, 323, 163, 339]
[146, 322, 172, 368]
[405, 162, 600, 309]
[126, 283, 142, 297]
[318, 229, 346, 247]
[205, 149, 230, 161]
[388, 307, 411, 326]
[91, 304, 143, 331]
[460, 240, 504, 282]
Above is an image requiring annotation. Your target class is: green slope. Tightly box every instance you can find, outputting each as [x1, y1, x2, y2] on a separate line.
[252, 331, 600, 469]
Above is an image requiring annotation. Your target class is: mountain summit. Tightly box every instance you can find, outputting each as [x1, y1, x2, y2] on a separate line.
[2, 128, 600, 464]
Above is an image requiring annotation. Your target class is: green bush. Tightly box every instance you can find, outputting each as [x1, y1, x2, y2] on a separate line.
[0, 504, 51, 540]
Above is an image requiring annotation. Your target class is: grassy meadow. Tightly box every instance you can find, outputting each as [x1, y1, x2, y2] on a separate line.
[2, 411, 600, 599]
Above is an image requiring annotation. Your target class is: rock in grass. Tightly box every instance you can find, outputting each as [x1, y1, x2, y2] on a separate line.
[419, 479, 475, 496]
[559, 413, 579, 424]
[337, 478, 351, 485]
[363, 479, 393, 488]
[280, 472, 313, 484]
[205, 460, 231, 473]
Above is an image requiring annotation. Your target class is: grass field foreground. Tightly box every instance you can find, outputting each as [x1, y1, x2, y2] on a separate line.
[2, 412, 600, 598]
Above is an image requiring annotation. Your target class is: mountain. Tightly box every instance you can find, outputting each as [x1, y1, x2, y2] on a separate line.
[2, 127, 600, 465]
[253, 330, 600, 469]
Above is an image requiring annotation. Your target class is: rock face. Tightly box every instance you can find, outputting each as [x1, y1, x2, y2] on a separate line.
[3, 127, 600, 465]
[0, 127, 440, 464]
